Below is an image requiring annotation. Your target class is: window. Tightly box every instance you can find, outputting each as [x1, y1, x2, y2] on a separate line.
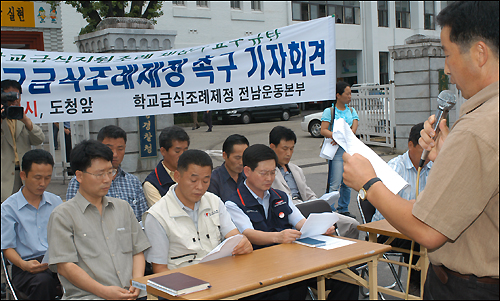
[230, 1, 241, 9]
[251, 1, 262, 11]
[395, 1, 410, 28]
[378, 1, 388, 27]
[292, 1, 359, 24]
[172, 1, 185, 5]
[196, 1, 208, 8]
[379, 52, 389, 85]
[424, 1, 435, 29]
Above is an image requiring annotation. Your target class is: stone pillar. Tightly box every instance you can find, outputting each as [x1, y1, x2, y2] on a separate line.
[389, 34, 457, 151]
[74, 17, 177, 180]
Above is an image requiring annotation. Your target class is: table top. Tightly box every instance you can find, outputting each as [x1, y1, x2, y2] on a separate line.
[357, 219, 410, 240]
[132, 237, 391, 300]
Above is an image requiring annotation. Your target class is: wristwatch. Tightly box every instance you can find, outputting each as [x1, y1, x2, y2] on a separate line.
[359, 177, 381, 201]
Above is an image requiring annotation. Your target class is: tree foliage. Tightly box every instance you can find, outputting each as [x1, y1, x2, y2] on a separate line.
[47, 1, 164, 35]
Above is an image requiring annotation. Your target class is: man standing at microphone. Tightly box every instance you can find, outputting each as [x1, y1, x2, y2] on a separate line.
[342, 2, 498, 300]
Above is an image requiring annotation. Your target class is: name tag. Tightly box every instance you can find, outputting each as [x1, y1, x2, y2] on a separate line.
[273, 200, 286, 207]
[205, 210, 219, 217]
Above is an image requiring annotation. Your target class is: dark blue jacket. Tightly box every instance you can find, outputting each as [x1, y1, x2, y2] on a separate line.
[144, 160, 175, 197]
[227, 182, 293, 249]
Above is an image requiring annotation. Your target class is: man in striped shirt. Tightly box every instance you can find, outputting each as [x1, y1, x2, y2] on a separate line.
[371, 122, 433, 222]
[66, 125, 148, 222]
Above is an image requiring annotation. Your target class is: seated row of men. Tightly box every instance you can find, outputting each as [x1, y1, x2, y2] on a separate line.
[1, 124, 360, 300]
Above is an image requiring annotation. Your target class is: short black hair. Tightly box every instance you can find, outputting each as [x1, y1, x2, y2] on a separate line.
[97, 125, 127, 143]
[177, 149, 213, 172]
[159, 126, 190, 151]
[408, 122, 424, 147]
[269, 126, 296, 146]
[336, 81, 350, 96]
[1, 79, 22, 94]
[21, 149, 54, 175]
[222, 134, 249, 156]
[437, 1, 499, 57]
[70, 140, 113, 174]
[242, 144, 278, 171]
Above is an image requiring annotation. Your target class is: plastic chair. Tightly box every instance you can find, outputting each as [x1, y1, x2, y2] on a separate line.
[1, 251, 27, 300]
[356, 196, 405, 298]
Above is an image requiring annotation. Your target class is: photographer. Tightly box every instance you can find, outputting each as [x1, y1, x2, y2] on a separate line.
[1, 79, 45, 203]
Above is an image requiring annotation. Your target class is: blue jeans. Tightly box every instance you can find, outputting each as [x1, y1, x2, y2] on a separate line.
[327, 147, 351, 213]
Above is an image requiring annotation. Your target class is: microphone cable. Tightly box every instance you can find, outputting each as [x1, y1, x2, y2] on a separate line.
[403, 166, 423, 299]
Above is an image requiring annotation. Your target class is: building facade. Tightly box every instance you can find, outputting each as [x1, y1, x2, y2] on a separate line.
[56, 1, 452, 86]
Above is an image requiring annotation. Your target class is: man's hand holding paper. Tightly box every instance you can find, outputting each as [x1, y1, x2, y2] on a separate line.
[324, 118, 408, 194]
[300, 212, 339, 238]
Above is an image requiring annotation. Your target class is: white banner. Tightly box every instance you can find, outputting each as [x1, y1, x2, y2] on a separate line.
[1, 16, 336, 123]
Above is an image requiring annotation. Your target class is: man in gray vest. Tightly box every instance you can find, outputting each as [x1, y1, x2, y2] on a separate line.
[143, 149, 252, 273]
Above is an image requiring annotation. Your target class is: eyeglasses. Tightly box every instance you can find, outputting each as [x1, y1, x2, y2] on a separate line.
[83, 169, 117, 180]
[257, 170, 276, 177]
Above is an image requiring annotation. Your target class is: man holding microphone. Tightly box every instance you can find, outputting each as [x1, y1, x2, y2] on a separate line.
[342, 2, 498, 299]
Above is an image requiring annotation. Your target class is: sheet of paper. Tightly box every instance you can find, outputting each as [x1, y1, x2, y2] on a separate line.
[316, 235, 356, 250]
[320, 138, 339, 160]
[329, 118, 408, 195]
[318, 191, 340, 207]
[300, 212, 339, 238]
[199, 234, 243, 263]
[41, 249, 49, 264]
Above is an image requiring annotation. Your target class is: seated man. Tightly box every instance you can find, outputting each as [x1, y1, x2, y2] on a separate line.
[1, 149, 62, 300]
[269, 126, 360, 239]
[371, 122, 431, 289]
[143, 149, 252, 272]
[372, 122, 432, 222]
[225, 144, 357, 300]
[47, 140, 151, 299]
[143, 126, 189, 207]
[66, 125, 148, 221]
[207, 134, 248, 202]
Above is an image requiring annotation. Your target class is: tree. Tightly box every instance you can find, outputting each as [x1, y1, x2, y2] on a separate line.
[47, 1, 164, 35]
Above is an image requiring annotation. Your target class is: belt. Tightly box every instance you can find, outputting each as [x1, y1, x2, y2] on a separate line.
[431, 264, 499, 285]
[15, 165, 20, 171]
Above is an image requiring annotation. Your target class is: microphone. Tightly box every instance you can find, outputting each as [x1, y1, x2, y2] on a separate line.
[419, 90, 456, 168]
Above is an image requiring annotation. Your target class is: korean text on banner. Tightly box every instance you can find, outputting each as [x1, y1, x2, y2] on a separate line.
[1, 16, 336, 123]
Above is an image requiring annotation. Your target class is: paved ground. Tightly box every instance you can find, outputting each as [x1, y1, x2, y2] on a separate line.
[7, 111, 414, 300]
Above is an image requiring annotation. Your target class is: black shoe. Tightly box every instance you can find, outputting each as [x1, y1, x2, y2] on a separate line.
[196, 124, 200, 129]
[339, 211, 356, 219]
[206, 129, 212, 132]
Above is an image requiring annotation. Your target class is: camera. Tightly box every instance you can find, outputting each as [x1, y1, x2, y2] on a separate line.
[1, 91, 24, 120]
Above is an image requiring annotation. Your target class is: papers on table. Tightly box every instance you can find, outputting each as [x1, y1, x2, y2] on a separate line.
[299, 212, 339, 238]
[199, 234, 243, 263]
[318, 191, 340, 207]
[317, 235, 355, 250]
[319, 118, 408, 195]
[295, 234, 355, 250]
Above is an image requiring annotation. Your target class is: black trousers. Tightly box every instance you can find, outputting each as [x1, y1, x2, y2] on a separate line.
[11, 256, 62, 300]
[203, 111, 212, 130]
[424, 265, 499, 300]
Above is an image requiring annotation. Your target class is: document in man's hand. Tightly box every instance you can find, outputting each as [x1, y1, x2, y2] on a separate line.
[147, 272, 210, 296]
[199, 234, 243, 263]
[300, 212, 339, 238]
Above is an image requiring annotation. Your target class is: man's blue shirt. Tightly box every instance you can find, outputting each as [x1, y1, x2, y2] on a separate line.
[1, 188, 63, 260]
[371, 151, 433, 222]
[66, 166, 148, 221]
[208, 162, 246, 202]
